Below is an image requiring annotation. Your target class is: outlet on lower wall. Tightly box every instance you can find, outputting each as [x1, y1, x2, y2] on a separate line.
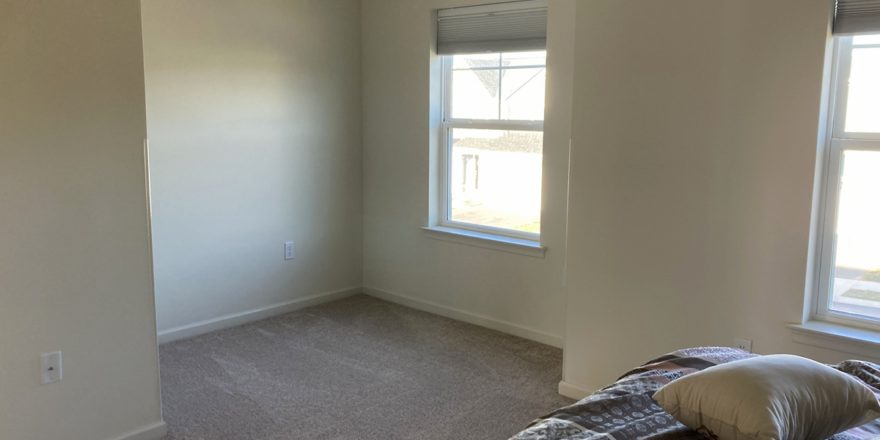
[284, 241, 295, 260]
[733, 338, 753, 353]
[41, 351, 62, 384]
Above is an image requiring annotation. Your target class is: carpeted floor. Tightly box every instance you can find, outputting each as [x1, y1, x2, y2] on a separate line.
[160, 294, 572, 440]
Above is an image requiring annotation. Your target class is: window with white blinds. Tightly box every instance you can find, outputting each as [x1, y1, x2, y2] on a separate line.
[436, 0, 547, 55]
[834, 0, 880, 35]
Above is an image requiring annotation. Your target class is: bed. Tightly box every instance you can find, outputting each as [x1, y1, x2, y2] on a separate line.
[510, 347, 880, 440]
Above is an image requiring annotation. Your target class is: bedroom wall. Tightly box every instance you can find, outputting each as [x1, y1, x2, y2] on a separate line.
[561, 0, 857, 395]
[0, 1, 164, 439]
[360, 0, 576, 347]
[141, 0, 363, 339]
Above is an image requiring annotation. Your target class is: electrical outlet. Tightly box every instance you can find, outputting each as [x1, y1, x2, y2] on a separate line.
[41, 351, 62, 384]
[284, 241, 295, 260]
[733, 338, 753, 353]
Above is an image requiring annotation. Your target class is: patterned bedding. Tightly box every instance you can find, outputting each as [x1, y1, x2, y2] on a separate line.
[511, 347, 880, 440]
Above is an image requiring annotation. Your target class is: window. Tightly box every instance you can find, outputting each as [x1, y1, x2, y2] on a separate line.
[814, 34, 880, 327]
[432, 0, 548, 244]
[440, 51, 546, 240]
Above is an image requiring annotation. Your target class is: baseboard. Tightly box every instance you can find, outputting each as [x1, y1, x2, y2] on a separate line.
[107, 421, 167, 440]
[558, 380, 592, 400]
[362, 286, 563, 348]
[157, 286, 361, 344]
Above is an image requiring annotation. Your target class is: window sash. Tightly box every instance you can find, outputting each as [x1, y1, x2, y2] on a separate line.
[815, 139, 880, 328]
[439, 55, 544, 240]
[813, 37, 880, 328]
[439, 123, 543, 241]
[830, 38, 880, 141]
[441, 55, 546, 125]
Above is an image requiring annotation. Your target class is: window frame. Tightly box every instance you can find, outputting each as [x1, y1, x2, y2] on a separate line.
[438, 52, 546, 242]
[813, 36, 880, 329]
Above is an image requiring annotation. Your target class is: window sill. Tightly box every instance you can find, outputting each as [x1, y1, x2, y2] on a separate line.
[788, 321, 880, 360]
[421, 226, 546, 258]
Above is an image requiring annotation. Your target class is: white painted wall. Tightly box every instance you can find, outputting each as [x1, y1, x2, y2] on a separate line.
[360, 0, 575, 347]
[142, 0, 363, 337]
[0, 1, 164, 439]
[560, 0, 865, 394]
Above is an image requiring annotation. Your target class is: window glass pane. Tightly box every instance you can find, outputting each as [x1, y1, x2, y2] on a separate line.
[451, 69, 499, 119]
[501, 51, 546, 67]
[501, 67, 546, 120]
[449, 51, 546, 122]
[449, 128, 542, 233]
[854, 35, 880, 46]
[844, 45, 880, 133]
[452, 53, 500, 70]
[829, 150, 880, 320]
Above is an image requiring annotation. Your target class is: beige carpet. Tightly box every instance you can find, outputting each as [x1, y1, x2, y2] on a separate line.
[160, 294, 572, 440]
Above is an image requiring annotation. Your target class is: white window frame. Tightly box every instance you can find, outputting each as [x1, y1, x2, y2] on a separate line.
[813, 36, 880, 329]
[439, 52, 545, 242]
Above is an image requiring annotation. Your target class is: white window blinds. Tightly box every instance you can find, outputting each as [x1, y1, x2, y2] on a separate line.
[436, 0, 548, 55]
[834, 0, 880, 35]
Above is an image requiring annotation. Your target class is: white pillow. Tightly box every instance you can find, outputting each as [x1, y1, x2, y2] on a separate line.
[653, 354, 880, 440]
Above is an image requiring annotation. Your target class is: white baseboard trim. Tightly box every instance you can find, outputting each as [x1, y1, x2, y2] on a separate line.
[157, 286, 362, 344]
[558, 380, 592, 400]
[362, 286, 563, 348]
[108, 421, 167, 440]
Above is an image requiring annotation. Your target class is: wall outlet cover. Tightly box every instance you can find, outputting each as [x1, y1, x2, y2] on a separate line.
[733, 338, 753, 353]
[41, 351, 62, 384]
